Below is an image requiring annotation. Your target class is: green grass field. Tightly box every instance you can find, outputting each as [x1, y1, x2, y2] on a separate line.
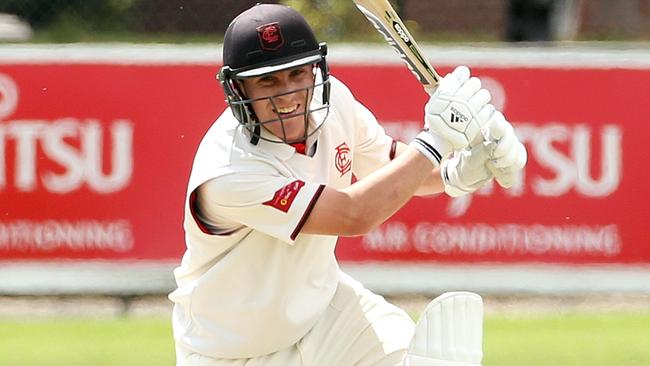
[484, 312, 650, 366]
[0, 312, 649, 366]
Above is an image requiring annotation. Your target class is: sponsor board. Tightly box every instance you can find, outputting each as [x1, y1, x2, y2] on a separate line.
[334, 65, 642, 264]
[0, 51, 648, 265]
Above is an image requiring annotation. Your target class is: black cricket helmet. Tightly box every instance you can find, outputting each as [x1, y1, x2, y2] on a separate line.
[218, 3, 331, 145]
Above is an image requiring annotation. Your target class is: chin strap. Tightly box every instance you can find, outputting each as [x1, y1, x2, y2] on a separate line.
[249, 124, 261, 145]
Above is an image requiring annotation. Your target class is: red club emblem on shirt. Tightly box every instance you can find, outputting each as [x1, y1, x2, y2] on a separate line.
[257, 22, 284, 51]
[334, 142, 352, 177]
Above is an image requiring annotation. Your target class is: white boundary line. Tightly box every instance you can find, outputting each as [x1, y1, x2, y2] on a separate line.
[0, 43, 649, 68]
[0, 261, 177, 296]
[341, 262, 650, 295]
[331, 44, 650, 69]
[1, 261, 649, 295]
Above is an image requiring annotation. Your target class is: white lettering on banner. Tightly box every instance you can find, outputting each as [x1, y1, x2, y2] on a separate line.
[382, 122, 623, 217]
[362, 222, 621, 257]
[362, 222, 409, 252]
[0, 220, 133, 253]
[517, 123, 622, 197]
[573, 125, 622, 197]
[0, 119, 134, 193]
[0, 74, 18, 120]
[0, 74, 134, 194]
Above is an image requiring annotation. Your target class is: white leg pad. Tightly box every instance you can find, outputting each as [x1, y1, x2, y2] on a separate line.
[404, 292, 483, 366]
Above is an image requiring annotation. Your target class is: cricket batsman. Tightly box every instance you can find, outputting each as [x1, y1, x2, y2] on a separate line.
[169, 3, 526, 366]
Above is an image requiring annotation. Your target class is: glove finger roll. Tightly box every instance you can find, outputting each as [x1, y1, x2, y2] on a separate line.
[495, 171, 515, 188]
[487, 112, 512, 140]
[452, 66, 471, 85]
[439, 66, 470, 95]
[469, 89, 492, 114]
[491, 151, 516, 168]
[513, 142, 528, 169]
[492, 131, 515, 159]
[477, 103, 496, 124]
[455, 77, 482, 101]
[491, 140, 522, 168]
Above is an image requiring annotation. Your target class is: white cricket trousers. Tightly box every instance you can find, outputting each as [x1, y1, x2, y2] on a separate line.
[176, 272, 415, 366]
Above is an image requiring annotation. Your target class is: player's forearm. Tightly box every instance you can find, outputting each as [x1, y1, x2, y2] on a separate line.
[345, 147, 434, 231]
[414, 170, 444, 196]
[394, 141, 444, 196]
[303, 147, 434, 237]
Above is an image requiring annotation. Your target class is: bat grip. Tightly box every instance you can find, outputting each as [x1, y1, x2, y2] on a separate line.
[424, 85, 438, 96]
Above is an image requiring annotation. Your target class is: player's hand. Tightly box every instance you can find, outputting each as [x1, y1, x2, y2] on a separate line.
[441, 114, 527, 196]
[412, 66, 496, 167]
[440, 141, 494, 197]
[484, 111, 527, 188]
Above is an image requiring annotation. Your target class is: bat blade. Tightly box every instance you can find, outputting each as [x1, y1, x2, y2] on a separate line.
[353, 0, 440, 91]
[353, 0, 513, 188]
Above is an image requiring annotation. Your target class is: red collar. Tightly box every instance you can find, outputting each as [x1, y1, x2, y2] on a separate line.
[290, 142, 306, 155]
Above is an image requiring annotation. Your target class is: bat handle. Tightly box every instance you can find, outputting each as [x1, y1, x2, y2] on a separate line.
[424, 85, 438, 95]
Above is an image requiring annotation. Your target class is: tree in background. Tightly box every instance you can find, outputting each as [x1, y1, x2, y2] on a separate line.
[0, 0, 645, 43]
[0, 0, 135, 29]
[280, 0, 378, 41]
[0, 0, 136, 41]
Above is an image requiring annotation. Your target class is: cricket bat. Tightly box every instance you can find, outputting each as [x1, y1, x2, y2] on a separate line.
[353, 0, 514, 187]
[352, 0, 440, 93]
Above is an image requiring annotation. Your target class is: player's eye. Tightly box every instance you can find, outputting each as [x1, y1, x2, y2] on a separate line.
[290, 68, 306, 78]
[259, 76, 275, 83]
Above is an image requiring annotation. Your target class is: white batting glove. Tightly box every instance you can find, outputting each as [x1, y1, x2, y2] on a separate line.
[440, 141, 494, 198]
[484, 112, 527, 188]
[411, 66, 495, 166]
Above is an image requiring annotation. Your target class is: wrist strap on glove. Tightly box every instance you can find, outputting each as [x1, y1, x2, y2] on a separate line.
[410, 130, 452, 167]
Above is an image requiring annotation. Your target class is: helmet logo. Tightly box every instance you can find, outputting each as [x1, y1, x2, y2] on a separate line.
[334, 142, 352, 177]
[257, 22, 284, 51]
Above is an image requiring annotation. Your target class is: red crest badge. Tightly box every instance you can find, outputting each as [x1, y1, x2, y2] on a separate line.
[334, 142, 352, 177]
[263, 180, 305, 213]
[257, 22, 284, 51]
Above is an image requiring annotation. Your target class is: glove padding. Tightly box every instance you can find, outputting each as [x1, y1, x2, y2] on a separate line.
[442, 108, 528, 196]
[440, 142, 494, 198]
[484, 111, 528, 188]
[413, 64, 527, 188]
[424, 66, 495, 151]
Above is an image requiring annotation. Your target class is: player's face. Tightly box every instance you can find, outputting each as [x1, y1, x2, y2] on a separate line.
[241, 65, 315, 142]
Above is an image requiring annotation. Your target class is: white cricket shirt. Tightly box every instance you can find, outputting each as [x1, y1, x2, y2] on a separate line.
[169, 76, 394, 358]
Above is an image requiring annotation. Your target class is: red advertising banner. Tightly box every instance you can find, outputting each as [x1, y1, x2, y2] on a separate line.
[336, 65, 645, 264]
[0, 64, 219, 260]
[0, 54, 648, 265]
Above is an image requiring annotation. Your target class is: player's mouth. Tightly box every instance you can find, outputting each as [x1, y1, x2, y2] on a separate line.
[274, 104, 300, 116]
